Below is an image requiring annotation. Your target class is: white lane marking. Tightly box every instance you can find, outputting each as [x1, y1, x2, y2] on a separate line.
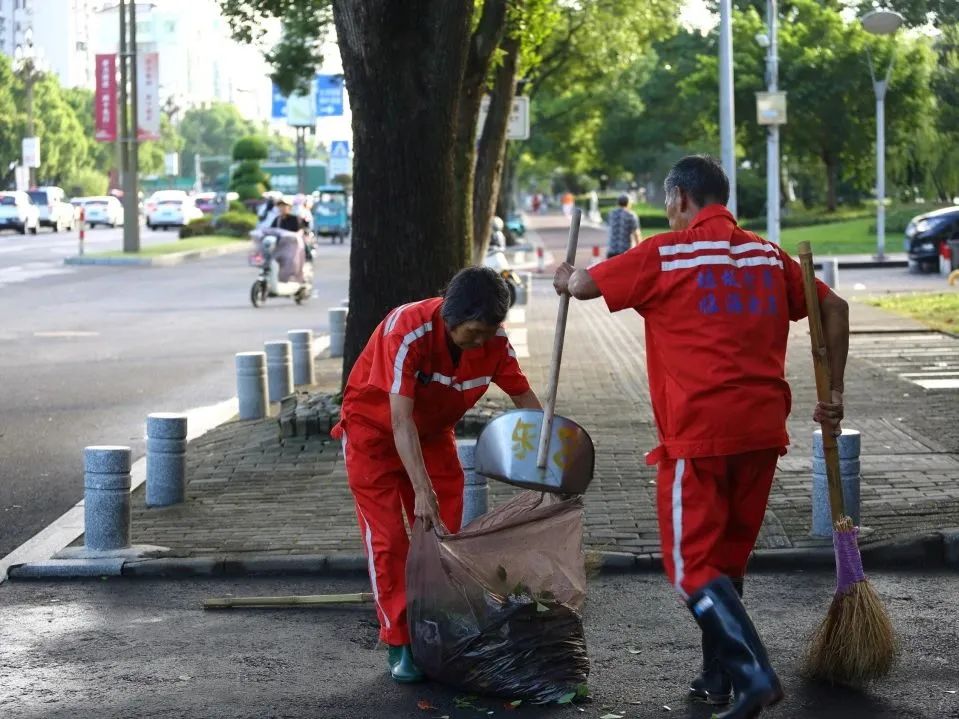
[33, 331, 101, 338]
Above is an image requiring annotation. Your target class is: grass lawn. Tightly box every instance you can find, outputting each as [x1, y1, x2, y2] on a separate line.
[778, 218, 884, 256]
[867, 293, 959, 334]
[93, 235, 244, 258]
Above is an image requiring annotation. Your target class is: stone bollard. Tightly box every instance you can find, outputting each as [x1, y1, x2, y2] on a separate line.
[522, 272, 533, 307]
[265, 340, 294, 403]
[146, 413, 188, 507]
[288, 329, 316, 387]
[458, 438, 488, 527]
[811, 428, 862, 537]
[329, 307, 348, 358]
[235, 351, 269, 420]
[84, 446, 132, 551]
[820, 258, 839, 289]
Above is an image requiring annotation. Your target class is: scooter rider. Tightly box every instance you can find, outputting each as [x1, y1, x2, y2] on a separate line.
[271, 198, 315, 260]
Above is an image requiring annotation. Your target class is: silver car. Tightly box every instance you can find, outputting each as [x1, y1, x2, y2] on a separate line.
[0, 191, 40, 235]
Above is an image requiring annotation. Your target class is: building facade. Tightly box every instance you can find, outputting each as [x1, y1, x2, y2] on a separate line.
[0, 0, 96, 88]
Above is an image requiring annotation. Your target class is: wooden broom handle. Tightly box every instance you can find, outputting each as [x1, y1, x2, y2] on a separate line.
[537, 209, 581, 469]
[797, 241, 845, 522]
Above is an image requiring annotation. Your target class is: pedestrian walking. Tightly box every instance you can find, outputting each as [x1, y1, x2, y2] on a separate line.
[606, 194, 641, 259]
[331, 267, 541, 684]
[561, 191, 575, 217]
[552, 155, 849, 719]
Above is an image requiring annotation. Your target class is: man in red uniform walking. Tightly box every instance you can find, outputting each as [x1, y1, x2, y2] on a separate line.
[332, 267, 540, 683]
[553, 156, 849, 719]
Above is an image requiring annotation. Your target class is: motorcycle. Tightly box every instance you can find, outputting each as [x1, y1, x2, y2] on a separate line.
[248, 228, 315, 307]
[483, 218, 523, 307]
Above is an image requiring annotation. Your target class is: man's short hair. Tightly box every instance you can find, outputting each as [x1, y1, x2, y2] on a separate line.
[441, 266, 510, 328]
[664, 155, 730, 208]
[617, 194, 630, 207]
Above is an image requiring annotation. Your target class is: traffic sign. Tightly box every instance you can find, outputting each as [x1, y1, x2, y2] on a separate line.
[316, 75, 344, 117]
[330, 141, 350, 158]
[329, 141, 351, 177]
[477, 96, 530, 141]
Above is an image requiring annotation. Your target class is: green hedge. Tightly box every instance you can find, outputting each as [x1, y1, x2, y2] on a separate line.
[213, 210, 258, 237]
[179, 217, 214, 239]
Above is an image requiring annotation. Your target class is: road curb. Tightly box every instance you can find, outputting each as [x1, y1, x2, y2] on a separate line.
[63, 242, 247, 267]
[9, 529, 958, 581]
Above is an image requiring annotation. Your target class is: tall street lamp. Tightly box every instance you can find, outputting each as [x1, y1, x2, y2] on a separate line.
[719, 0, 737, 215]
[861, 8, 904, 262]
[14, 28, 44, 189]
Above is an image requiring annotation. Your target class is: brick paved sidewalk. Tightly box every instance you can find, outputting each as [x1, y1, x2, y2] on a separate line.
[118, 272, 959, 562]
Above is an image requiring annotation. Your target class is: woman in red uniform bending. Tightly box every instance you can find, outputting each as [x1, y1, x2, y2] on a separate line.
[331, 267, 541, 683]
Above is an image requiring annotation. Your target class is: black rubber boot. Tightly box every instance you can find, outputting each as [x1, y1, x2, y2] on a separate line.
[688, 578, 743, 706]
[687, 577, 782, 719]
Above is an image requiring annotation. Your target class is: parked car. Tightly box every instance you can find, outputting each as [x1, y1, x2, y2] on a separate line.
[905, 206, 959, 272]
[28, 186, 75, 232]
[147, 197, 204, 230]
[144, 190, 189, 218]
[82, 196, 125, 228]
[0, 191, 40, 235]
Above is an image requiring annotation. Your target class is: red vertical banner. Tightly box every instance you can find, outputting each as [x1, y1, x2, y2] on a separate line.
[94, 54, 117, 143]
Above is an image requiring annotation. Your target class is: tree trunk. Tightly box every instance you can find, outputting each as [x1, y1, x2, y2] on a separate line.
[472, 32, 520, 264]
[823, 153, 839, 212]
[333, 1, 474, 384]
[451, 0, 509, 269]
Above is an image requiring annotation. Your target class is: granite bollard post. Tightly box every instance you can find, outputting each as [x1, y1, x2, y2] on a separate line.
[821, 258, 839, 289]
[235, 351, 269, 420]
[458, 438, 487, 527]
[329, 307, 348, 359]
[84, 446, 132, 551]
[146, 413, 188, 507]
[811, 428, 862, 537]
[288, 329, 316, 387]
[265, 340, 294, 403]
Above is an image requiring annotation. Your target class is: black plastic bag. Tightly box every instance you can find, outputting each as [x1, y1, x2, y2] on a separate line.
[407, 491, 589, 703]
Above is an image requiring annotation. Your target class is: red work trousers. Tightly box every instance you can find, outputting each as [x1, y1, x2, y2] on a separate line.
[341, 424, 463, 646]
[656, 448, 779, 598]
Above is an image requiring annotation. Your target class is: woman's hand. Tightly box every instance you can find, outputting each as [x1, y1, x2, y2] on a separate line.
[414, 486, 443, 531]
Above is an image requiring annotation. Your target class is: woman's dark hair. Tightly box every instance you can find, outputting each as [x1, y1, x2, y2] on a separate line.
[441, 266, 510, 328]
[664, 154, 730, 208]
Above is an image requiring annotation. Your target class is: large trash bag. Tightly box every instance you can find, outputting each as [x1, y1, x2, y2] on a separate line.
[407, 491, 589, 703]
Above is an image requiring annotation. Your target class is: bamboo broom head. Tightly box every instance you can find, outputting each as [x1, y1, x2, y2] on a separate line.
[804, 519, 899, 684]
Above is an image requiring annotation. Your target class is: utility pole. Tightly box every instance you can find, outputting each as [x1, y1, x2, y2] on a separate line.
[766, 0, 780, 244]
[122, 0, 140, 253]
[118, 0, 128, 199]
[719, 0, 737, 215]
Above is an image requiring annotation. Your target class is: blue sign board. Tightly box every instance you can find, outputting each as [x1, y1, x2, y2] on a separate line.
[330, 141, 350, 158]
[271, 83, 288, 119]
[316, 75, 344, 117]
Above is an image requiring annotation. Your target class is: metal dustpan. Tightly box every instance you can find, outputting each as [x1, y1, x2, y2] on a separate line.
[475, 209, 595, 495]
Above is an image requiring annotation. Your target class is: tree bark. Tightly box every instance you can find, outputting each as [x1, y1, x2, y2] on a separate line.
[451, 0, 509, 267]
[472, 32, 520, 264]
[823, 152, 839, 212]
[333, 0, 474, 385]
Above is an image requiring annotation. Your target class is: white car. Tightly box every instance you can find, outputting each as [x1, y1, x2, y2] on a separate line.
[28, 186, 75, 232]
[144, 190, 189, 219]
[81, 196, 125, 228]
[0, 191, 40, 235]
[147, 197, 204, 230]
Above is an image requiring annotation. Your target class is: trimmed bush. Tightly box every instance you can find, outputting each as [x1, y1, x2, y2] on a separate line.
[179, 217, 214, 239]
[229, 200, 248, 214]
[213, 210, 258, 237]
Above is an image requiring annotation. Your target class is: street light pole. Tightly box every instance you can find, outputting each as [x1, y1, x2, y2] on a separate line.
[15, 30, 41, 188]
[719, 0, 737, 215]
[861, 9, 904, 263]
[765, 0, 780, 245]
[123, 0, 140, 253]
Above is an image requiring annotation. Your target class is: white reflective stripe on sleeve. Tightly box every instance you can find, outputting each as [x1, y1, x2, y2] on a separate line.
[383, 302, 413, 336]
[672, 458, 687, 599]
[507, 345, 517, 359]
[730, 242, 777, 256]
[658, 240, 730, 256]
[429, 372, 491, 392]
[356, 507, 391, 629]
[390, 321, 432, 395]
[660, 255, 784, 272]
[496, 328, 517, 359]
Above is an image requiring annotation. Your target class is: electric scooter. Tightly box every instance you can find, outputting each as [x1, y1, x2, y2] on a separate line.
[249, 228, 314, 307]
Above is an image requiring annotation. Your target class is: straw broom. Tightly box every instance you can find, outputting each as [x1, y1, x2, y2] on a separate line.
[798, 242, 898, 684]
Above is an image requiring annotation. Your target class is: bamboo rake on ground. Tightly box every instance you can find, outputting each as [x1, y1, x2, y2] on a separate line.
[203, 592, 374, 610]
[798, 241, 898, 684]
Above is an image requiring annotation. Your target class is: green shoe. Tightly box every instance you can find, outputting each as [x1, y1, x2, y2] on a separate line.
[387, 644, 424, 683]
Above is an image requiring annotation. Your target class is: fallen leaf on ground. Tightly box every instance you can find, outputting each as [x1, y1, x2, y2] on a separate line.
[504, 700, 522, 710]
[627, 647, 641, 654]
[599, 714, 624, 718]
[557, 692, 577, 704]
[417, 700, 439, 711]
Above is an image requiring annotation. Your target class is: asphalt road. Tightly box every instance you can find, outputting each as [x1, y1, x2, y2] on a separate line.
[0, 225, 350, 557]
[0, 570, 955, 718]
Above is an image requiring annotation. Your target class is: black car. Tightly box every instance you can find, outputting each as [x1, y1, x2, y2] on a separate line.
[905, 206, 959, 271]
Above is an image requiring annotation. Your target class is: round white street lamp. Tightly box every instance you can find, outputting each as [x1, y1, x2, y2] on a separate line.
[861, 9, 905, 262]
